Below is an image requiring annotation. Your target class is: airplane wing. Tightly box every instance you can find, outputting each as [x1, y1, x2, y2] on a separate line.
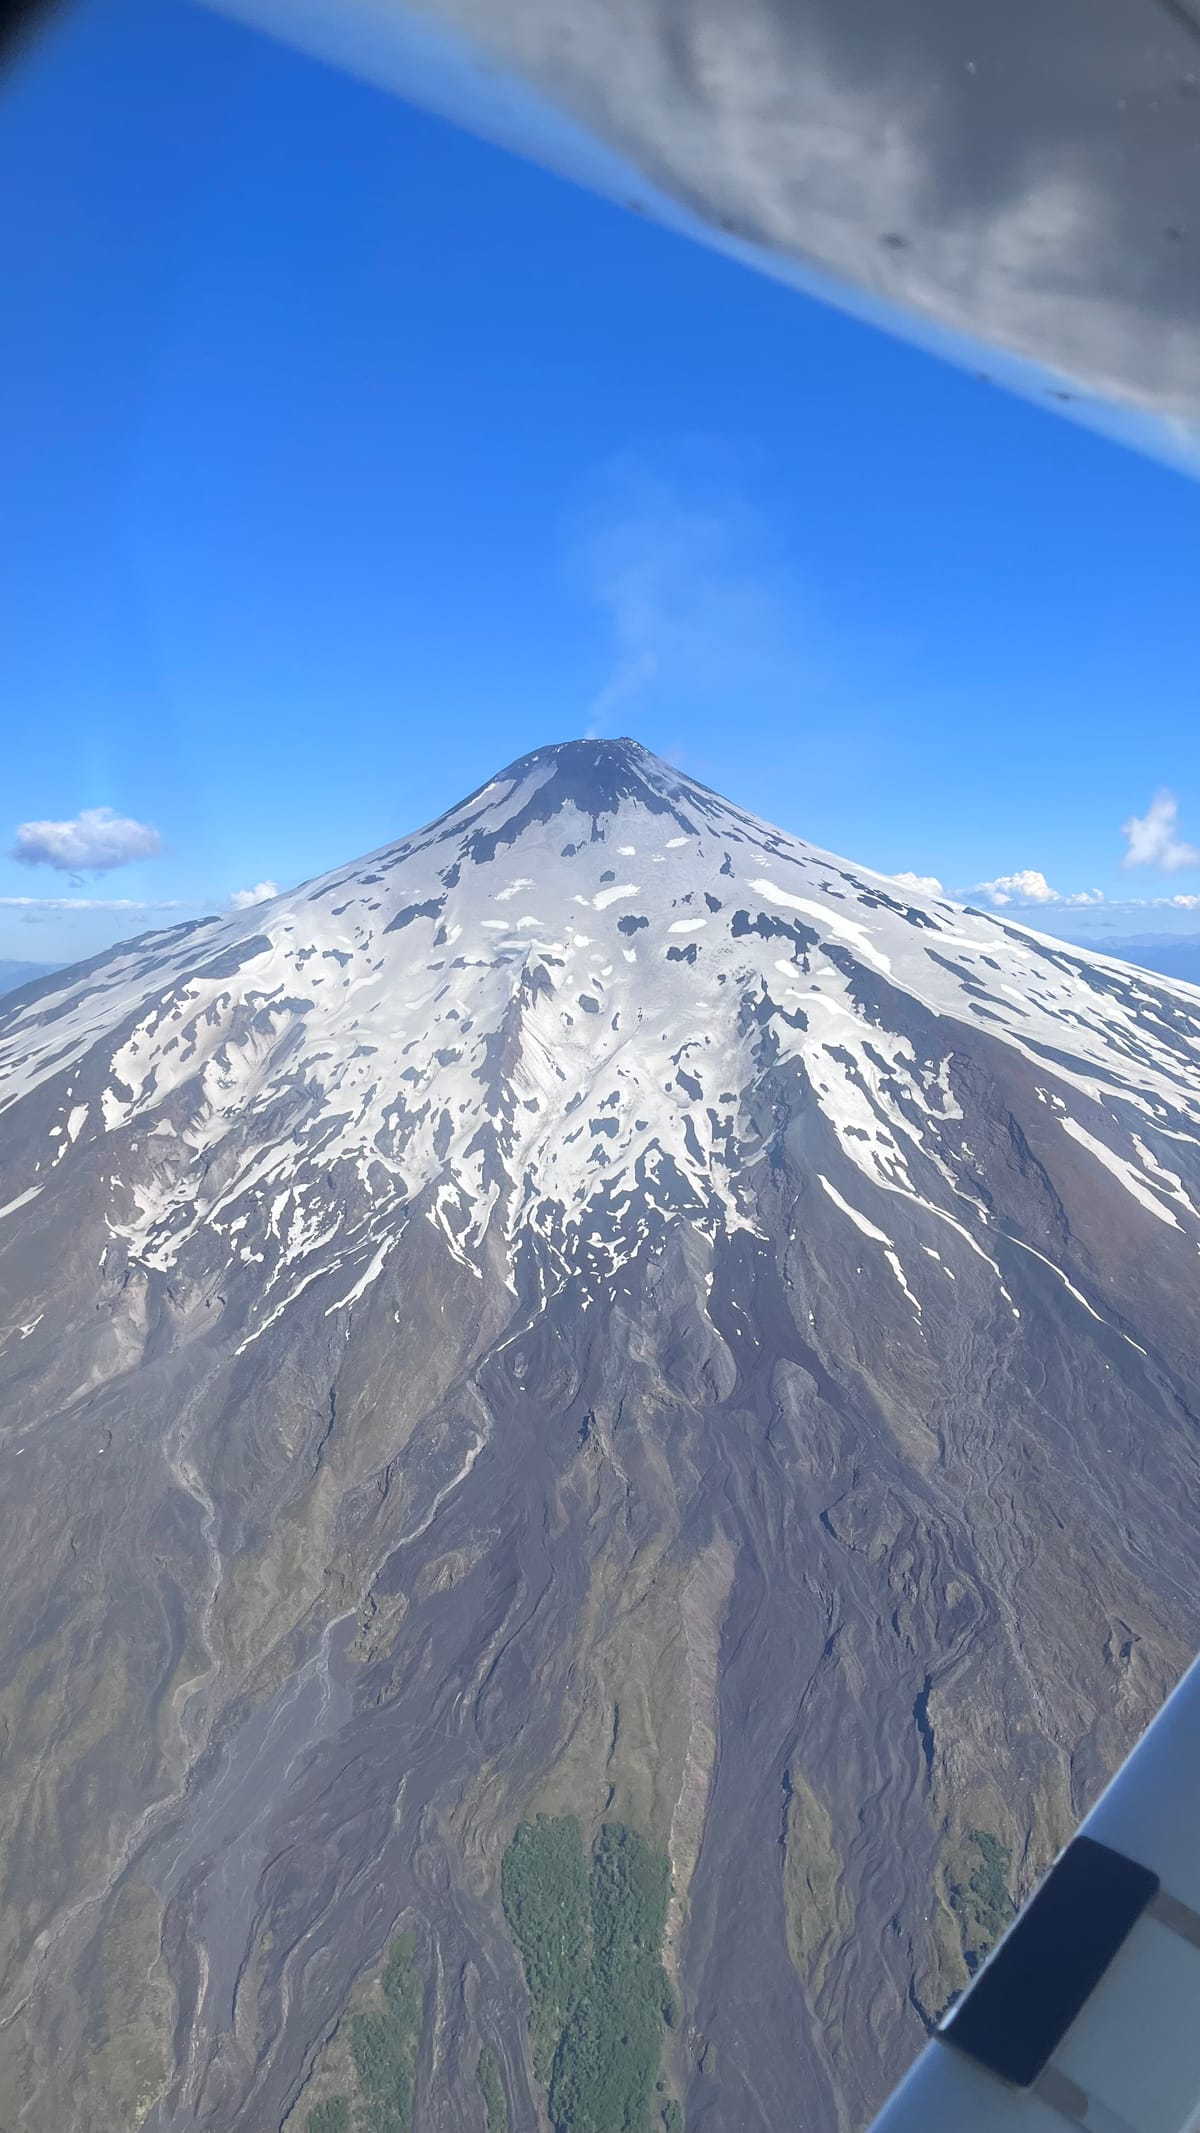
[872, 1650, 1200, 2132]
[204, 0, 1200, 478]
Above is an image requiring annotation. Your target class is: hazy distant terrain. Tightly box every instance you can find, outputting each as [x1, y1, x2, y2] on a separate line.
[1091, 935, 1200, 989]
[0, 958, 59, 998]
[1, 741, 1199, 2133]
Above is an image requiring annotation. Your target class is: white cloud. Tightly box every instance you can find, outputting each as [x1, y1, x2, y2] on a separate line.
[1036, 894, 1200, 925]
[229, 880, 279, 909]
[1121, 789, 1200, 873]
[12, 805, 162, 873]
[0, 896, 183, 912]
[892, 870, 943, 896]
[969, 871, 1106, 910]
[972, 869, 1060, 907]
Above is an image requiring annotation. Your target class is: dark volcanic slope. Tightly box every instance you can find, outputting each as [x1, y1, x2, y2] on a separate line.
[1, 739, 1199, 2133]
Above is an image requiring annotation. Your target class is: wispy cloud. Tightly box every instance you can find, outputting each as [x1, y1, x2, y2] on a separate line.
[229, 880, 279, 910]
[570, 445, 800, 738]
[12, 806, 162, 873]
[584, 651, 660, 739]
[0, 896, 184, 915]
[1121, 789, 1200, 873]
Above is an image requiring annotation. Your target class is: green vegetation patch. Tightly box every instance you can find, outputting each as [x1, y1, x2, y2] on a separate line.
[501, 1815, 592, 2079]
[948, 1831, 1014, 1973]
[502, 1816, 679, 2133]
[304, 1934, 424, 2133]
[477, 2046, 508, 2133]
[307, 2103, 350, 2133]
[351, 1934, 424, 2133]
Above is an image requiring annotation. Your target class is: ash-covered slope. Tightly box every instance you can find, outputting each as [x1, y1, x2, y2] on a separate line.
[1, 739, 1200, 2133]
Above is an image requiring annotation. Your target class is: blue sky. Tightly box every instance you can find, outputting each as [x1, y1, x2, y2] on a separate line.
[2, 0, 1199, 966]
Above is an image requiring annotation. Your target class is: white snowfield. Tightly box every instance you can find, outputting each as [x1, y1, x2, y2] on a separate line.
[1, 740, 1198, 1349]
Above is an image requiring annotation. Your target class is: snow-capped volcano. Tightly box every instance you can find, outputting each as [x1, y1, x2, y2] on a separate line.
[3, 737, 1198, 1359]
[2, 741, 1200, 2133]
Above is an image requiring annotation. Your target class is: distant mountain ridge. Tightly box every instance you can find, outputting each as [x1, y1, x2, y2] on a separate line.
[1, 739, 1199, 2133]
[0, 957, 60, 998]
[1090, 934, 1200, 988]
